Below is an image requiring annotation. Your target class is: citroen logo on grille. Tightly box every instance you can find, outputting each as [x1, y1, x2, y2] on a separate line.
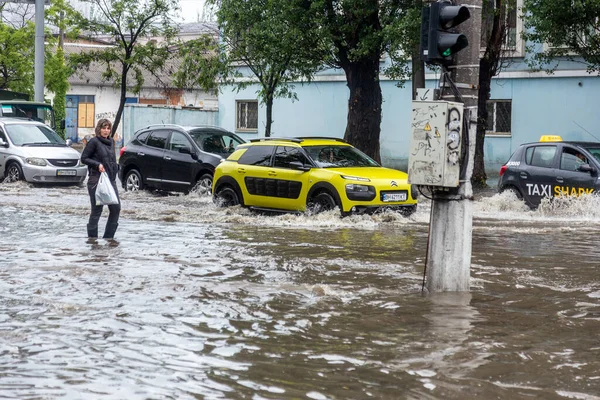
[390, 180, 398, 187]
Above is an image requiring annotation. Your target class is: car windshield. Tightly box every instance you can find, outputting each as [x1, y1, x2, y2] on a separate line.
[188, 130, 245, 154]
[5, 123, 66, 146]
[582, 146, 600, 163]
[1, 104, 54, 127]
[303, 145, 380, 168]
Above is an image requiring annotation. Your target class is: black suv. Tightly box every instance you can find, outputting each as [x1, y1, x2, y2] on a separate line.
[118, 125, 245, 194]
[498, 135, 600, 208]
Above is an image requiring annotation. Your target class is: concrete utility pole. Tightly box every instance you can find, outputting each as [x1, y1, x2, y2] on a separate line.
[426, 0, 482, 292]
[34, 0, 45, 102]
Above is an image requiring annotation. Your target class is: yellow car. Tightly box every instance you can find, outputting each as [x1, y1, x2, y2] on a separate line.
[212, 137, 418, 216]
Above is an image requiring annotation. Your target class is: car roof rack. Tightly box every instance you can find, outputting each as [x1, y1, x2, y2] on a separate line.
[249, 137, 303, 143]
[249, 136, 348, 144]
[295, 136, 348, 143]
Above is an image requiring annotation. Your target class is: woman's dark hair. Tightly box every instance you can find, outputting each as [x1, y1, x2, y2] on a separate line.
[95, 119, 112, 136]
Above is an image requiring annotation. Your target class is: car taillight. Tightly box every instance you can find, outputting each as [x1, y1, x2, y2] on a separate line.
[119, 146, 127, 158]
[499, 165, 507, 177]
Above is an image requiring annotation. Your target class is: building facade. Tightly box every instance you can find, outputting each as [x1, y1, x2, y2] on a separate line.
[215, 2, 600, 176]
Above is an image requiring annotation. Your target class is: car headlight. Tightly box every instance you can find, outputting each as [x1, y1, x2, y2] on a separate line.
[346, 184, 371, 192]
[26, 157, 47, 166]
[341, 175, 370, 182]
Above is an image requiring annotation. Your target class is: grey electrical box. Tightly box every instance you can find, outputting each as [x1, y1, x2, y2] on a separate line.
[408, 101, 464, 187]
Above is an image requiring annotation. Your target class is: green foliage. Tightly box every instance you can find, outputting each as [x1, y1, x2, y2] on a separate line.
[70, 0, 179, 133]
[523, 0, 600, 73]
[311, 0, 419, 85]
[202, 0, 325, 107]
[173, 33, 230, 92]
[0, 22, 35, 96]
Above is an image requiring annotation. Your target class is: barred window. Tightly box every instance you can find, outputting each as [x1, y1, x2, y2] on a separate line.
[236, 100, 258, 131]
[486, 100, 512, 135]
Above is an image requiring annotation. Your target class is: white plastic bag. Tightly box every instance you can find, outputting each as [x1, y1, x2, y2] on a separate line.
[95, 171, 119, 205]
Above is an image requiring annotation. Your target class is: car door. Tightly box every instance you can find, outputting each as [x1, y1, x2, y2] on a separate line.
[519, 144, 558, 207]
[141, 129, 169, 188]
[267, 145, 312, 211]
[160, 130, 197, 191]
[555, 145, 597, 197]
[235, 145, 275, 208]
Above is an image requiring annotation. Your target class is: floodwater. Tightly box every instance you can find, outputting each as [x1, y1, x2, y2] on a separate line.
[1, 181, 600, 399]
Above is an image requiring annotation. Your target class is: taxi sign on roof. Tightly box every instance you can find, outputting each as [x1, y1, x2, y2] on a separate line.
[539, 135, 562, 142]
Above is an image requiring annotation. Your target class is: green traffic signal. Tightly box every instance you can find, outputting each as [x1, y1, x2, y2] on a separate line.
[420, 1, 471, 65]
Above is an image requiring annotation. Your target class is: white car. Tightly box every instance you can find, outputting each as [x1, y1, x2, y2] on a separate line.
[0, 118, 87, 184]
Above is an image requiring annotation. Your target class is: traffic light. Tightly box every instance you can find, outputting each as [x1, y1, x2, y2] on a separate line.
[420, 1, 471, 65]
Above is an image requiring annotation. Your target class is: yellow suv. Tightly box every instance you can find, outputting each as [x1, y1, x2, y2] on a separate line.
[212, 137, 418, 216]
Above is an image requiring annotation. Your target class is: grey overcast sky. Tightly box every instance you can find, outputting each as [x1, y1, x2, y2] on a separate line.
[178, 0, 207, 22]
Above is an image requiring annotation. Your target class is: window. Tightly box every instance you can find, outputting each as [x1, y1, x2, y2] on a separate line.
[236, 100, 258, 131]
[544, 18, 599, 52]
[480, 0, 523, 56]
[486, 100, 512, 135]
[77, 95, 95, 128]
[273, 146, 309, 169]
[146, 130, 169, 149]
[526, 146, 557, 168]
[169, 131, 192, 152]
[238, 145, 273, 166]
[135, 130, 151, 144]
[560, 148, 588, 172]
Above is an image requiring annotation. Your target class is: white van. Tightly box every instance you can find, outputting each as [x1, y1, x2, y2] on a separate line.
[0, 118, 87, 185]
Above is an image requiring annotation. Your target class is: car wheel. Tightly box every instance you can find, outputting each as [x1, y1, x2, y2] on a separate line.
[214, 186, 241, 207]
[502, 186, 523, 200]
[5, 162, 23, 182]
[306, 191, 337, 214]
[124, 169, 143, 191]
[192, 173, 213, 196]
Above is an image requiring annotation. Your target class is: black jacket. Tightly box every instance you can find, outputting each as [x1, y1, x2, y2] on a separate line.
[81, 136, 119, 185]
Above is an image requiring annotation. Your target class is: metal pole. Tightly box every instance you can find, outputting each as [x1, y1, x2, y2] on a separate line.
[34, 0, 45, 102]
[426, 0, 482, 293]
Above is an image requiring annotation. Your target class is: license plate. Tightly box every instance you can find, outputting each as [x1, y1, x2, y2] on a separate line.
[382, 192, 407, 202]
[57, 169, 77, 176]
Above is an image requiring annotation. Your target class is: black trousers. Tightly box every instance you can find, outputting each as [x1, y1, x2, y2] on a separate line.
[87, 180, 121, 227]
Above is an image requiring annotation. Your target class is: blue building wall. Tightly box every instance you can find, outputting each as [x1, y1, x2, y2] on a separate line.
[218, 71, 600, 175]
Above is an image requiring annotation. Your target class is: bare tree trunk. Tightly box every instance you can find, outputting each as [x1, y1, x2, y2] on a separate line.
[265, 93, 273, 137]
[412, 45, 425, 100]
[472, 0, 507, 187]
[342, 58, 382, 164]
[111, 66, 128, 137]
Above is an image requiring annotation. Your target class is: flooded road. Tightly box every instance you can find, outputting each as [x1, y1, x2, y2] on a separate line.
[1, 181, 600, 399]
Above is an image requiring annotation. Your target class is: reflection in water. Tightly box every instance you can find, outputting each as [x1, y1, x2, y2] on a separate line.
[1, 183, 600, 398]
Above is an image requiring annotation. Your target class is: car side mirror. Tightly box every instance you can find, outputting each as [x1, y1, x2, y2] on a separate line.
[179, 146, 191, 154]
[289, 161, 311, 171]
[0, 138, 7, 147]
[65, 139, 72, 147]
[578, 164, 595, 174]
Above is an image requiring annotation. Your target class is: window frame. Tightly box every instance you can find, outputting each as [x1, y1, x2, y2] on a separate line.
[236, 100, 259, 133]
[480, 0, 524, 57]
[485, 99, 512, 136]
[77, 95, 95, 129]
